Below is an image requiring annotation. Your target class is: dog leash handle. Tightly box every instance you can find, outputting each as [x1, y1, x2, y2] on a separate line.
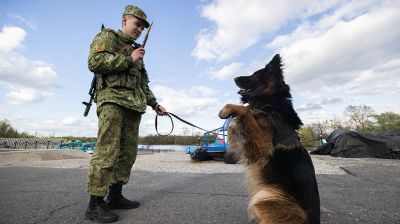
[155, 113, 174, 136]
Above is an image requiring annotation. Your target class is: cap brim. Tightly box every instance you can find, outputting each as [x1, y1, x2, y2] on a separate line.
[141, 20, 150, 28]
[134, 16, 150, 28]
[123, 14, 150, 28]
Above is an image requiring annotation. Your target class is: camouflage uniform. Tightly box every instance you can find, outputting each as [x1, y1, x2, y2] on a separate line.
[86, 7, 157, 197]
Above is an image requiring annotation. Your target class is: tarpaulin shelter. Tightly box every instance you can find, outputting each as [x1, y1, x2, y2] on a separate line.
[310, 130, 400, 159]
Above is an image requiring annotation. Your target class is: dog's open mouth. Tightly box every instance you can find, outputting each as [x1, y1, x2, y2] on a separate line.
[238, 88, 251, 94]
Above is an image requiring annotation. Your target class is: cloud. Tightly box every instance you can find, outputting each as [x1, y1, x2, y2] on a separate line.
[0, 26, 58, 104]
[344, 58, 400, 95]
[272, 0, 400, 95]
[6, 87, 52, 105]
[207, 62, 244, 80]
[192, 0, 340, 62]
[191, 85, 218, 97]
[152, 85, 219, 117]
[0, 26, 26, 52]
[296, 97, 342, 112]
[4, 114, 97, 137]
[296, 103, 322, 112]
[194, 0, 400, 96]
[321, 97, 342, 105]
[9, 14, 37, 30]
[60, 117, 80, 126]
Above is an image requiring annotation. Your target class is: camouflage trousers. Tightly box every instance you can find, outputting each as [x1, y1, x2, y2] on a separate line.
[87, 103, 142, 197]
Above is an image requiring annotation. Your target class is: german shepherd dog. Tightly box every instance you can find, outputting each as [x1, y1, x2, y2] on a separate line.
[219, 54, 320, 224]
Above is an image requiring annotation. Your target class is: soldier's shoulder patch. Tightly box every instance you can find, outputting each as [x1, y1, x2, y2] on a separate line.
[95, 41, 106, 52]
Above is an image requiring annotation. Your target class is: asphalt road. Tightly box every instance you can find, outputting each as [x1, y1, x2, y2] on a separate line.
[0, 163, 399, 224]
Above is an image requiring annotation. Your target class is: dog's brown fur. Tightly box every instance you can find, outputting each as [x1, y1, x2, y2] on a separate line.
[219, 54, 320, 224]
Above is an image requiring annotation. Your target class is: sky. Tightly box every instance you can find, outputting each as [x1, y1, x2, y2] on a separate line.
[0, 0, 399, 137]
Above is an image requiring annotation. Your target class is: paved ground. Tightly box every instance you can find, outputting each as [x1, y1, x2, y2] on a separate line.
[0, 151, 399, 224]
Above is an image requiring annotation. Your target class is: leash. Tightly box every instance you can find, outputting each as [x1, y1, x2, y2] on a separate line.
[155, 112, 208, 136]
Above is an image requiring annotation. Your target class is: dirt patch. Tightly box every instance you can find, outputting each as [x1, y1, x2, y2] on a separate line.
[0, 149, 90, 164]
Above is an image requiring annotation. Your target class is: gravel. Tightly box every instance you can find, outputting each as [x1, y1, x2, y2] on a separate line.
[4, 149, 398, 175]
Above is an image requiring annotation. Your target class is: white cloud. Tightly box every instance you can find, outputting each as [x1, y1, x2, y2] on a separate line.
[0, 26, 26, 52]
[194, 0, 400, 96]
[207, 62, 244, 80]
[6, 87, 52, 105]
[191, 85, 218, 97]
[152, 85, 219, 117]
[4, 113, 97, 137]
[273, 0, 400, 94]
[344, 59, 400, 95]
[192, 0, 339, 61]
[61, 117, 80, 126]
[0, 26, 58, 104]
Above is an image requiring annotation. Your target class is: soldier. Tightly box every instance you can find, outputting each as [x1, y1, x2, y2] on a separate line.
[85, 5, 167, 223]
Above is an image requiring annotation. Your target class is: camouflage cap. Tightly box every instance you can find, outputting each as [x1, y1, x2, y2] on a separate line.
[123, 5, 150, 28]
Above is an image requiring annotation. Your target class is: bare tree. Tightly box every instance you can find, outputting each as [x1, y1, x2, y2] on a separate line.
[310, 120, 330, 138]
[181, 126, 191, 136]
[327, 118, 349, 132]
[345, 105, 375, 133]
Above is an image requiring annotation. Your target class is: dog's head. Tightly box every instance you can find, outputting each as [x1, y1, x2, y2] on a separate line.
[234, 54, 303, 129]
[235, 54, 291, 104]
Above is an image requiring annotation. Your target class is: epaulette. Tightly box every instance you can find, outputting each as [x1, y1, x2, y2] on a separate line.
[101, 28, 117, 33]
[99, 28, 117, 36]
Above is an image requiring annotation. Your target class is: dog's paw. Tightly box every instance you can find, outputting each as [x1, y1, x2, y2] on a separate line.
[219, 104, 234, 119]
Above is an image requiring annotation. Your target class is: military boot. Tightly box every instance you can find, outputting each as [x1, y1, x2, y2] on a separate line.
[85, 195, 119, 223]
[106, 183, 140, 209]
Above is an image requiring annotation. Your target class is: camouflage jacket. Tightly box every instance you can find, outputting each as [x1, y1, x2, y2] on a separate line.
[88, 28, 158, 113]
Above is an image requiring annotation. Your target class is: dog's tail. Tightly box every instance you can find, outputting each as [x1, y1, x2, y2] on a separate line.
[249, 186, 307, 224]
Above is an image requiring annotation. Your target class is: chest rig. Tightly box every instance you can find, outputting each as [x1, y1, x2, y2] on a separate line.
[97, 32, 149, 91]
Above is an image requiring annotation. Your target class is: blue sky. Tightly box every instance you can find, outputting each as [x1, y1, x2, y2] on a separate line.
[1, 0, 399, 137]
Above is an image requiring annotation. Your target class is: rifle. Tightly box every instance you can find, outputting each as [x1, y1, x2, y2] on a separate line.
[141, 22, 153, 48]
[82, 77, 96, 117]
[82, 24, 105, 117]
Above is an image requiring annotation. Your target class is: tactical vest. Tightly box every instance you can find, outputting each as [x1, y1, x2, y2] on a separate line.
[96, 29, 149, 91]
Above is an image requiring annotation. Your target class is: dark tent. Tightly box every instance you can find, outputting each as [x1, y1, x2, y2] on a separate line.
[310, 130, 400, 159]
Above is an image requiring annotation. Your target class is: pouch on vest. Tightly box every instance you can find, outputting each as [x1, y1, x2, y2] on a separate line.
[102, 44, 139, 89]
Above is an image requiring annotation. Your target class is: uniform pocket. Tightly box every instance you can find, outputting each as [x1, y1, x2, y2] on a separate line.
[104, 73, 120, 87]
[106, 73, 118, 83]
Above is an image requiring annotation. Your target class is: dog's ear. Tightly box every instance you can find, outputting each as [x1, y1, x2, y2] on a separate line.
[265, 54, 283, 82]
[259, 54, 289, 97]
[265, 54, 281, 68]
[272, 54, 281, 65]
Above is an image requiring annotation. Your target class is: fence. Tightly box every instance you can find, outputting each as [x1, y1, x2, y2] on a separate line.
[1, 138, 64, 149]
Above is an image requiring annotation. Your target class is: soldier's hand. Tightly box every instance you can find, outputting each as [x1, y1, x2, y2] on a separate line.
[154, 105, 167, 116]
[131, 47, 145, 62]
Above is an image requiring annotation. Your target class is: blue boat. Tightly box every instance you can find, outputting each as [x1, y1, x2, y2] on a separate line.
[185, 117, 239, 164]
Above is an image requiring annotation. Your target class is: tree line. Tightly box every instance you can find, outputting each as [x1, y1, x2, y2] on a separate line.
[0, 119, 33, 138]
